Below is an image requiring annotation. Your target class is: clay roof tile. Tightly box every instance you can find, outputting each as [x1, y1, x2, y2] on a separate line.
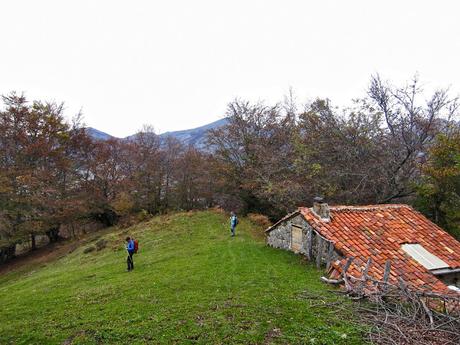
[297, 204, 460, 293]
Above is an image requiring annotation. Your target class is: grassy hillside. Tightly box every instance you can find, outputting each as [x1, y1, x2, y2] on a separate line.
[0, 211, 365, 344]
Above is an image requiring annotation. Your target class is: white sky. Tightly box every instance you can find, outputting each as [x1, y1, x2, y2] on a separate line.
[1, 1, 459, 137]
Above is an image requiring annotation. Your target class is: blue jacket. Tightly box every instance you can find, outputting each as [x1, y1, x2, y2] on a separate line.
[127, 240, 135, 253]
[230, 215, 238, 228]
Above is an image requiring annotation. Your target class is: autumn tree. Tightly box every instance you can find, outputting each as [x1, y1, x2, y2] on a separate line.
[415, 132, 460, 239]
[294, 98, 387, 205]
[175, 146, 213, 210]
[162, 136, 183, 210]
[129, 127, 165, 214]
[83, 138, 133, 226]
[209, 76, 459, 219]
[367, 75, 459, 202]
[0, 93, 90, 259]
[208, 100, 297, 218]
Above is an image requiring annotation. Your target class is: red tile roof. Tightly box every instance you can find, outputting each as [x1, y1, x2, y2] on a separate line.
[298, 204, 460, 293]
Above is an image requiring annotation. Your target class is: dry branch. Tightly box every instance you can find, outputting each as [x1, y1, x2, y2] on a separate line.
[320, 257, 460, 344]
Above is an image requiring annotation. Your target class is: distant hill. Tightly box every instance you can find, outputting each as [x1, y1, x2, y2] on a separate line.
[158, 118, 228, 150]
[86, 118, 228, 150]
[85, 128, 114, 141]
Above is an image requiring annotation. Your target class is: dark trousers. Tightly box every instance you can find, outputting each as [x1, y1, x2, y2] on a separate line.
[127, 251, 134, 271]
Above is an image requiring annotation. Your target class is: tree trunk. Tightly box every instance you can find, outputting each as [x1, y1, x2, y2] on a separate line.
[0, 244, 16, 264]
[31, 233, 36, 250]
[70, 222, 76, 238]
[46, 226, 61, 243]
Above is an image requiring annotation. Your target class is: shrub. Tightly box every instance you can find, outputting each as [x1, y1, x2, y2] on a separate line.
[210, 206, 225, 214]
[136, 209, 151, 222]
[247, 213, 272, 228]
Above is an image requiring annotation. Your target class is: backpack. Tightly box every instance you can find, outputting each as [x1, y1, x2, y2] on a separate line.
[133, 239, 139, 254]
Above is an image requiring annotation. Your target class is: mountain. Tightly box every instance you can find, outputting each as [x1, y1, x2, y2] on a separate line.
[85, 128, 114, 141]
[158, 118, 228, 150]
[86, 118, 229, 149]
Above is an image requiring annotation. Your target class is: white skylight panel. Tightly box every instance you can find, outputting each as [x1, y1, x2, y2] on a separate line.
[401, 244, 449, 270]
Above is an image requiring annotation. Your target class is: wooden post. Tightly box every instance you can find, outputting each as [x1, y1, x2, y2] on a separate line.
[341, 257, 354, 291]
[382, 260, 391, 284]
[382, 260, 391, 292]
[306, 229, 313, 261]
[362, 258, 372, 280]
[326, 242, 335, 271]
[341, 257, 354, 276]
[420, 299, 434, 328]
[316, 237, 323, 269]
[288, 221, 292, 249]
[398, 277, 406, 289]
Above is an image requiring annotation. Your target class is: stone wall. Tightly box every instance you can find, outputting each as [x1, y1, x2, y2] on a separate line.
[267, 214, 310, 253]
[294, 216, 311, 255]
[267, 218, 292, 250]
[267, 213, 342, 268]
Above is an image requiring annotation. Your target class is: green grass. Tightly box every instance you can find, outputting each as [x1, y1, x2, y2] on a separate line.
[0, 211, 365, 344]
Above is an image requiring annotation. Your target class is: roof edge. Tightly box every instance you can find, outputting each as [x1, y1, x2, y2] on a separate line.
[328, 204, 412, 211]
[265, 210, 300, 233]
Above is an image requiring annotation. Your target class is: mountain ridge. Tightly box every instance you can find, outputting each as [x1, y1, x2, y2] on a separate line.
[86, 118, 228, 149]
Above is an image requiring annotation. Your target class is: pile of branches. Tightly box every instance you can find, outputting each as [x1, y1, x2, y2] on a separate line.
[355, 288, 459, 344]
[323, 272, 460, 345]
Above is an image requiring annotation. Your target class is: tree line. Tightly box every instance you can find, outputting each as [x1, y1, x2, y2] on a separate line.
[208, 76, 460, 237]
[1, 75, 459, 262]
[0, 93, 215, 262]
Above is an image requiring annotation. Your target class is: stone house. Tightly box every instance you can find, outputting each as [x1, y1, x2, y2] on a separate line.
[266, 198, 460, 294]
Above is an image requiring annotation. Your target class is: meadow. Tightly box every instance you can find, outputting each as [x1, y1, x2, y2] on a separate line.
[0, 211, 364, 344]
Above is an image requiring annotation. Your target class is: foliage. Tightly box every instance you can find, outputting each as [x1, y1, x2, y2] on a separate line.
[209, 76, 459, 222]
[0, 92, 89, 257]
[208, 100, 298, 219]
[0, 211, 365, 344]
[415, 132, 460, 239]
[0, 94, 215, 260]
[247, 213, 272, 228]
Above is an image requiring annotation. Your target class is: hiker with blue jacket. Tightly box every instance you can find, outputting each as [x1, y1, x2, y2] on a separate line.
[125, 237, 135, 271]
[230, 212, 238, 237]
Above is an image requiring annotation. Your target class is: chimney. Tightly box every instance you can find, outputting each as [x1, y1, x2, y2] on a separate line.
[312, 197, 330, 221]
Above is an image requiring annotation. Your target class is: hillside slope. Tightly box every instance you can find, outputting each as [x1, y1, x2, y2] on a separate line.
[157, 118, 228, 150]
[85, 128, 114, 141]
[0, 211, 364, 344]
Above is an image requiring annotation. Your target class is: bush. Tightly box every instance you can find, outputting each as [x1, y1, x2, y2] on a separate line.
[247, 213, 272, 228]
[136, 209, 151, 222]
[210, 206, 225, 214]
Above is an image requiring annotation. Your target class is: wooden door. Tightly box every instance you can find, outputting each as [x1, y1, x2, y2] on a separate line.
[291, 225, 303, 253]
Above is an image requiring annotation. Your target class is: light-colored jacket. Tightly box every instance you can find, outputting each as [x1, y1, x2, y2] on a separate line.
[230, 215, 238, 228]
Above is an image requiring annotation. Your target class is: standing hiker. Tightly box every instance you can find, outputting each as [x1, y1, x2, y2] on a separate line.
[125, 237, 135, 271]
[230, 212, 238, 237]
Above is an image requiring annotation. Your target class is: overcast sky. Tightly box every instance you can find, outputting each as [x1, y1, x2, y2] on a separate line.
[1, 1, 459, 137]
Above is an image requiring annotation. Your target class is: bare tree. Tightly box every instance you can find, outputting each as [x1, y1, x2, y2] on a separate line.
[368, 74, 459, 202]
